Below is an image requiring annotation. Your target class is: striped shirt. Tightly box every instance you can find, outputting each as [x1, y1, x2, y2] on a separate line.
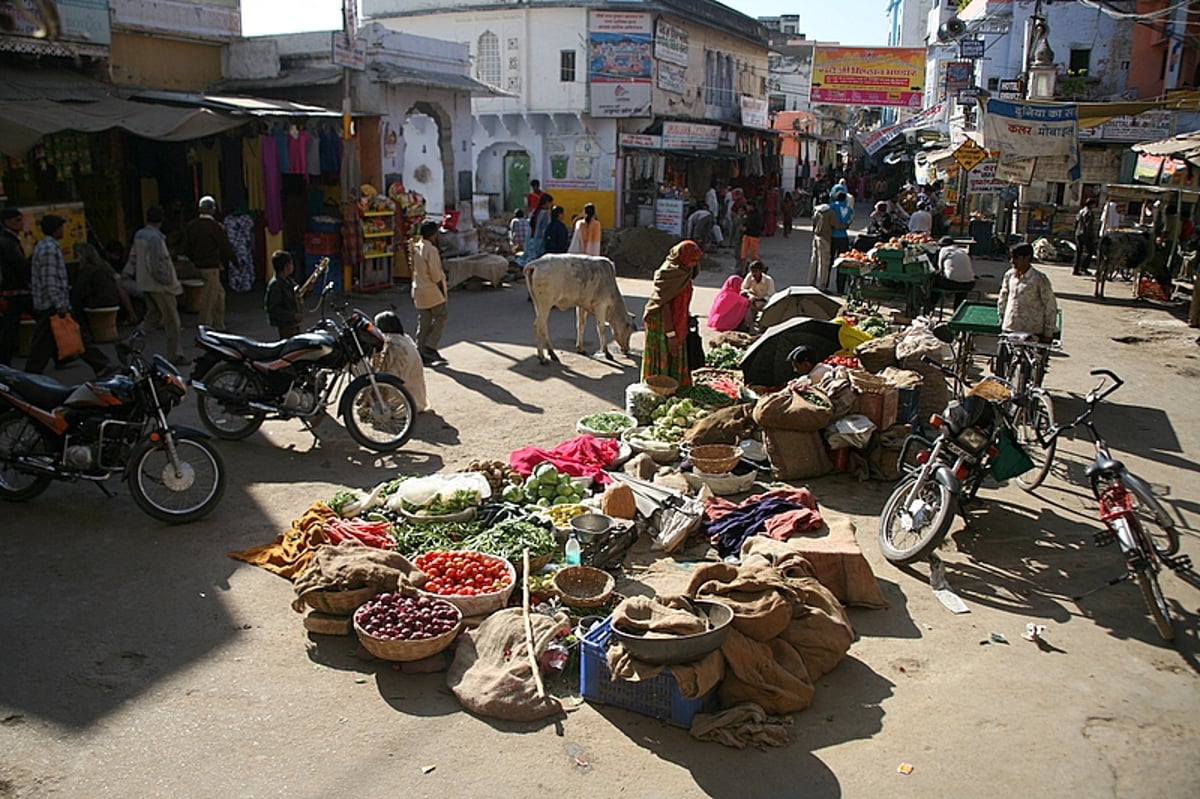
[31, 236, 70, 312]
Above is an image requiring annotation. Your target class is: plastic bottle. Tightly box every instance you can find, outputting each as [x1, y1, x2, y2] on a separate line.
[564, 533, 582, 566]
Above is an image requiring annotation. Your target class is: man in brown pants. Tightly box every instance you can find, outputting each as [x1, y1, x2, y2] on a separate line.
[181, 196, 238, 331]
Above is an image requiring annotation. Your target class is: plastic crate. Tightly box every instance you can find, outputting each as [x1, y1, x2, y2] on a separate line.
[579, 616, 714, 728]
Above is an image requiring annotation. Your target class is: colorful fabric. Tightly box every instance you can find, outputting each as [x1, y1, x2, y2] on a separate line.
[341, 202, 363, 266]
[641, 299, 693, 388]
[508, 435, 621, 484]
[286, 128, 308, 175]
[30, 236, 69, 312]
[242, 136, 265, 211]
[224, 214, 256, 292]
[707, 275, 749, 332]
[569, 218, 602, 255]
[262, 136, 284, 234]
[197, 140, 222, 200]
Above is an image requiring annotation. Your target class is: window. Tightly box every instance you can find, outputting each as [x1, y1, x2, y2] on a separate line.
[477, 31, 500, 86]
[987, 76, 999, 91]
[560, 50, 576, 83]
[1068, 49, 1090, 77]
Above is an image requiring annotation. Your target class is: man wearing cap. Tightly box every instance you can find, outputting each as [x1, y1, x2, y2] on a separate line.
[26, 214, 113, 376]
[0, 207, 32, 365]
[181, 196, 238, 331]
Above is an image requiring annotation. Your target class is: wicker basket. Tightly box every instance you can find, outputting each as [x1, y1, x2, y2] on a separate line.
[302, 585, 378, 615]
[517, 552, 554, 576]
[353, 602, 462, 662]
[419, 554, 518, 617]
[688, 443, 745, 475]
[553, 566, 616, 609]
[644, 375, 679, 397]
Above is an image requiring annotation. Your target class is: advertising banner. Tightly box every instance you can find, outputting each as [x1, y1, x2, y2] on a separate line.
[1077, 109, 1175, 142]
[543, 135, 603, 191]
[589, 11, 653, 118]
[658, 62, 686, 95]
[655, 199, 686, 237]
[967, 160, 1004, 194]
[945, 61, 973, 92]
[740, 97, 769, 129]
[1133, 153, 1164, 183]
[856, 101, 947, 155]
[810, 47, 925, 108]
[662, 121, 721, 150]
[654, 18, 689, 67]
[983, 99, 1079, 179]
[995, 155, 1036, 185]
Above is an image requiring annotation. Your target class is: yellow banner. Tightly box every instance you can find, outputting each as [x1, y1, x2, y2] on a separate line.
[811, 47, 926, 108]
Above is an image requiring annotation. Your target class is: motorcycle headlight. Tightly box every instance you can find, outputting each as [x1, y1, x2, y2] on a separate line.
[957, 427, 990, 450]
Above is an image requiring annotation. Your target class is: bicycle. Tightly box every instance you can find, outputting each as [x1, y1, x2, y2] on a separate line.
[994, 333, 1058, 491]
[1041, 369, 1186, 641]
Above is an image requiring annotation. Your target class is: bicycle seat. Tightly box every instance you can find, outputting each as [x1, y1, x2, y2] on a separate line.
[1086, 457, 1125, 478]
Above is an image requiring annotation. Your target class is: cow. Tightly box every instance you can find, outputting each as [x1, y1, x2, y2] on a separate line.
[523, 254, 635, 364]
[1095, 229, 1151, 298]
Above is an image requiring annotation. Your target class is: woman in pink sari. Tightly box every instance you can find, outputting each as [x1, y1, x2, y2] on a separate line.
[706, 274, 750, 332]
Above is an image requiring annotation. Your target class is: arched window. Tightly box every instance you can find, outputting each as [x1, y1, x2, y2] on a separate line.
[477, 31, 501, 86]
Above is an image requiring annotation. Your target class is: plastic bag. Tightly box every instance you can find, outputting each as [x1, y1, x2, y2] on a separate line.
[386, 472, 491, 511]
[651, 498, 704, 553]
[50, 313, 85, 361]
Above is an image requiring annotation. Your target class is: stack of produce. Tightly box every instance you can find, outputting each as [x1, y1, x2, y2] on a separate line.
[704, 343, 746, 370]
[463, 459, 523, 497]
[503, 463, 587, 508]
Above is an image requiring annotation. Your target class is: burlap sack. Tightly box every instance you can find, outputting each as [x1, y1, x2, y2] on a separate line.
[819, 373, 858, 418]
[686, 401, 757, 445]
[753, 387, 834, 432]
[611, 595, 708, 637]
[686, 563, 795, 642]
[291, 544, 425, 612]
[717, 629, 816, 714]
[854, 332, 899, 373]
[763, 429, 832, 480]
[899, 355, 949, 420]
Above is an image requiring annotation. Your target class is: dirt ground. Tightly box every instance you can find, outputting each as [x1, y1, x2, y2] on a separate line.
[2, 215, 1198, 799]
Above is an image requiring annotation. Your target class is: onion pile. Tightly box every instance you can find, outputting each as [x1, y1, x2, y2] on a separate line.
[354, 593, 460, 641]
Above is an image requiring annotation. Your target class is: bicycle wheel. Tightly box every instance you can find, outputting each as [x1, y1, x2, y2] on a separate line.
[1133, 567, 1174, 641]
[1015, 390, 1056, 492]
[1124, 474, 1181, 557]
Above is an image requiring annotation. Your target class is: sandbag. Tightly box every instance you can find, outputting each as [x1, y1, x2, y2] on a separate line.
[686, 401, 757, 445]
[854, 332, 899, 373]
[818, 372, 858, 418]
[762, 429, 832, 480]
[753, 386, 834, 432]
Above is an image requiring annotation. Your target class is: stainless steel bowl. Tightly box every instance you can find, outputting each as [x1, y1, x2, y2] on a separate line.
[609, 599, 734, 665]
[570, 512, 614, 543]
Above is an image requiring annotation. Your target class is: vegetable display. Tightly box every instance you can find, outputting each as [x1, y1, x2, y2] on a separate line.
[824, 355, 861, 369]
[354, 594, 460, 641]
[415, 551, 514, 597]
[390, 519, 481, 558]
[705, 343, 746, 370]
[679, 384, 734, 408]
[858, 316, 889, 337]
[463, 459, 523, 497]
[544, 503, 588, 528]
[797, 388, 833, 410]
[467, 518, 557, 561]
[323, 517, 396, 549]
[646, 398, 709, 442]
[503, 463, 586, 508]
[578, 412, 637, 436]
[391, 472, 492, 517]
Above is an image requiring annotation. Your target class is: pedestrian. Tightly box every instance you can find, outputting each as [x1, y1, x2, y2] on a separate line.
[70, 243, 124, 345]
[525, 179, 544, 214]
[829, 190, 853, 292]
[568, 202, 602, 256]
[125, 205, 187, 365]
[0, 207, 32, 366]
[810, 201, 836, 291]
[26, 214, 114, 376]
[1074, 197, 1098, 276]
[508, 208, 530, 255]
[520, 193, 554, 265]
[411, 220, 449, 367]
[741, 200, 763, 271]
[997, 242, 1058, 381]
[685, 204, 716, 251]
[780, 191, 796, 238]
[181, 195, 239, 331]
[642, 240, 702, 388]
[544, 205, 570, 254]
[264, 250, 304, 338]
[932, 236, 977, 313]
[103, 240, 140, 326]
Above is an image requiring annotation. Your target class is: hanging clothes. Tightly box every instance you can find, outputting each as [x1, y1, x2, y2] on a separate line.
[341, 201, 363, 267]
[275, 131, 290, 174]
[340, 137, 361, 202]
[221, 135, 246, 212]
[286, 126, 308, 175]
[197, 140, 222, 200]
[306, 128, 321, 176]
[243, 135, 266, 211]
[319, 125, 341, 173]
[224, 214, 256, 293]
[262, 135, 284, 234]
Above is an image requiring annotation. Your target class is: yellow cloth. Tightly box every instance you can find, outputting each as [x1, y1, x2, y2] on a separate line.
[229, 502, 333, 579]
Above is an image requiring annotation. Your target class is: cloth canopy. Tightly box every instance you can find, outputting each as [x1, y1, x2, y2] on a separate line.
[1131, 130, 1200, 167]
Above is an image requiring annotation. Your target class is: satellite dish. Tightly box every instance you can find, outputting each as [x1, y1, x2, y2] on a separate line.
[937, 17, 967, 42]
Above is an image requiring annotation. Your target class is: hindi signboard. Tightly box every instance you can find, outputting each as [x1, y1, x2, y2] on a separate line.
[653, 18, 689, 67]
[959, 38, 985, 59]
[662, 121, 721, 150]
[967, 160, 1004, 194]
[740, 96, 769, 129]
[982, 99, 1078, 174]
[332, 32, 366, 71]
[655, 199, 686, 237]
[619, 133, 662, 149]
[657, 62, 686, 94]
[855, 100, 947, 155]
[953, 139, 987, 172]
[810, 46, 925, 108]
[589, 11, 653, 118]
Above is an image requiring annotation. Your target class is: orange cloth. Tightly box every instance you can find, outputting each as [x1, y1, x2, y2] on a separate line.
[229, 502, 334, 579]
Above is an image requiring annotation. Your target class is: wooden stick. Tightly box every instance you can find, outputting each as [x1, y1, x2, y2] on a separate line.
[522, 548, 546, 699]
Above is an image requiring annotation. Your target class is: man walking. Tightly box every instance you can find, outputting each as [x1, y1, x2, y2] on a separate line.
[25, 215, 112, 376]
[1074, 197, 1098, 276]
[997, 243, 1058, 383]
[0, 207, 31, 366]
[181, 195, 238, 331]
[829, 190, 853, 292]
[411, 220, 449, 367]
[126, 205, 186, 364]
[810, 201, 836, 292]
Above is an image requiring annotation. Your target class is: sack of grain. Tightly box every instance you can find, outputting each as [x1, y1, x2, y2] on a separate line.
[753, 386, 834, 432]
[762, 429, 832, 480]
[855, 332, 899, 373]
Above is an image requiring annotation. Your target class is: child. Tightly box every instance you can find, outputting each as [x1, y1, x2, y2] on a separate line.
[264, 250, 310, 338]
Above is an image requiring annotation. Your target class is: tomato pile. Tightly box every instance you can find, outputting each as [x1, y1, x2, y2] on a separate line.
[415, 551, 513, 596]
[354, 593, 460, 641]
[824, 355, 861, 369]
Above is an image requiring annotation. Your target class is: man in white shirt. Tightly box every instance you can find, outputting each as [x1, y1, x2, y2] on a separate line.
[933, 236, 977, 312]
[908, 202, 933, 235]
[741, 260, 775, 330]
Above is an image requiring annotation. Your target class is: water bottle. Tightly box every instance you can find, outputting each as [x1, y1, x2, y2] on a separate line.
[564, 533, 582, 566]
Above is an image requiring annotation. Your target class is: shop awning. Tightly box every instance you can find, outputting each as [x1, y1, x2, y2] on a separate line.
[1131, 130, 1200, 166]
[368, 62, 510, 97]
[0, 97, 246, 156]
[131, 90, 343, 117]
[216, 66, 347, 92]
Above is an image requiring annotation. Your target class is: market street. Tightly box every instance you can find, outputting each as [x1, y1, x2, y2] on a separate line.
[1, 217, 1197, 798]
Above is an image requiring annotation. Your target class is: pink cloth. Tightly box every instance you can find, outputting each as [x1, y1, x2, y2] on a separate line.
[706, 488, 823, 541]
[509, 435, 621, 485]
[707, 275, 750, 332]
[286, 129, 308, 175]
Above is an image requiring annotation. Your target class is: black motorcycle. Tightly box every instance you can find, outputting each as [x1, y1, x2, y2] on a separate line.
[190, 287, 416, 453]
[0, 334, 225, 523]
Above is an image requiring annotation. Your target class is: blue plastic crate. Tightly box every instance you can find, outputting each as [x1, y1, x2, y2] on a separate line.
[579, 616, 713, 727]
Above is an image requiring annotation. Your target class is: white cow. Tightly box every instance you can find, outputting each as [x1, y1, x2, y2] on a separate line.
[524, 254, 636, 364]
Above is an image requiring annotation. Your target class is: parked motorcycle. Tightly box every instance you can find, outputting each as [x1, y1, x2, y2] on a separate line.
[0, 334, 225, 523]
[190, 280, 416, 453]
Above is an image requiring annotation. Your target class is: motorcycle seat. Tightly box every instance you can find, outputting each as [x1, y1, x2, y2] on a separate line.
[1086, 457, 1125, 478]
[198, 327, 332, 361]
[0, 365, 77, 408]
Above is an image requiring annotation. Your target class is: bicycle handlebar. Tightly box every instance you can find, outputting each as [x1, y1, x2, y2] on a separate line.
[1040, 370, 1124, 443]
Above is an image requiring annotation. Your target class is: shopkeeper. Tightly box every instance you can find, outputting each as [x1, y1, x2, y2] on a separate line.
[788, 344, 832, 385]
[932, 236, 977, 312]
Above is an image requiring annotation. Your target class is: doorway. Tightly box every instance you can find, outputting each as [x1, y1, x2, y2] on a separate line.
[504, 151, 530, 214]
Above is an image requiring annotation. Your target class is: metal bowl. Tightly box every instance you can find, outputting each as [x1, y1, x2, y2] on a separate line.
[570, 512, 614, 543]
[609, 600, 734, 665]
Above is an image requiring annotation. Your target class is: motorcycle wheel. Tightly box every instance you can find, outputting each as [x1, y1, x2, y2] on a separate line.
[0, 413, 54, 501]
[127, 432, 225, 524]
[196, 363, 267, 440]
[878, 473, 956, 564]
[1015, 390, 1057, 492]
[342, 373, 416, 452]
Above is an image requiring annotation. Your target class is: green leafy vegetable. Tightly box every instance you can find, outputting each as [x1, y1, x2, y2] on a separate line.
[327, 490, 359, 515]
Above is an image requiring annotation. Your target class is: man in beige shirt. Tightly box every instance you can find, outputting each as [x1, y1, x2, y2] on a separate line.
[997, 243, 1057, 383]
[411, 220, 448, 367]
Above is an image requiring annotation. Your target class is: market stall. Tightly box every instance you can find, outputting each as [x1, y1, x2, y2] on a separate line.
[834, 232, 938, 318]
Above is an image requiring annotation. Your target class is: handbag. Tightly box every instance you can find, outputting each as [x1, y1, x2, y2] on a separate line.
[50, 312, 85, 361]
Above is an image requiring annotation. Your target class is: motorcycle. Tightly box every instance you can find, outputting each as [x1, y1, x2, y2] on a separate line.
[190, 274, 416, 453]
[877, 362, 1022, 564]
[0, 333, 225, 523]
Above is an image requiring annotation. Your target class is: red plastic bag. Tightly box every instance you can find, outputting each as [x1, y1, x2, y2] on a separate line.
[50, 313, 85, 361]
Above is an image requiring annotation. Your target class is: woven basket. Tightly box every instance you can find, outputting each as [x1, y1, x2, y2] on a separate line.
[644, 375, 679, 397]
[688, 443, 745, 475]
[419, 554, 517, 617]
[302, 585, 378, 615]
[517, 552, 554, 576]
[353, 602, 462, 662]
[553, 566, 616, 609]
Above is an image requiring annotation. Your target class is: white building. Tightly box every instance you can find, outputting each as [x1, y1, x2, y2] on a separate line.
[889, 0, 935, 48]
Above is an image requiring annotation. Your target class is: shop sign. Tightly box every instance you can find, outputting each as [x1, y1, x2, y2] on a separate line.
[655, 199, 686, 237]
[958, 38, 985, 59]
[332, 33, 366, 71]
[1077, 109, 1175, 142]
[619, 133, 662, 149]
[995, 154, 1035, 185]
[589, 11, 653, 118]
[982, 99, 1079, 180]
[654, 18, 689, 67]
[662, 121, 721, 150]
[1133, 152, 1164, 183]
[856, 100, 947, 155]
[967, 160, 1004, 194]
[952, 139, 987, 172]
[740, 97, 769, 129]
[12, 202, 87, 258]
[657, 62, 686, 95]
[5, 0, 112, 46]
[945, 61, 973, 93]
[543, 134, 602, 190]
[810, 46, 925, 108]
[343, 0, 358, 39]
[997, 79, 1023, 100]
